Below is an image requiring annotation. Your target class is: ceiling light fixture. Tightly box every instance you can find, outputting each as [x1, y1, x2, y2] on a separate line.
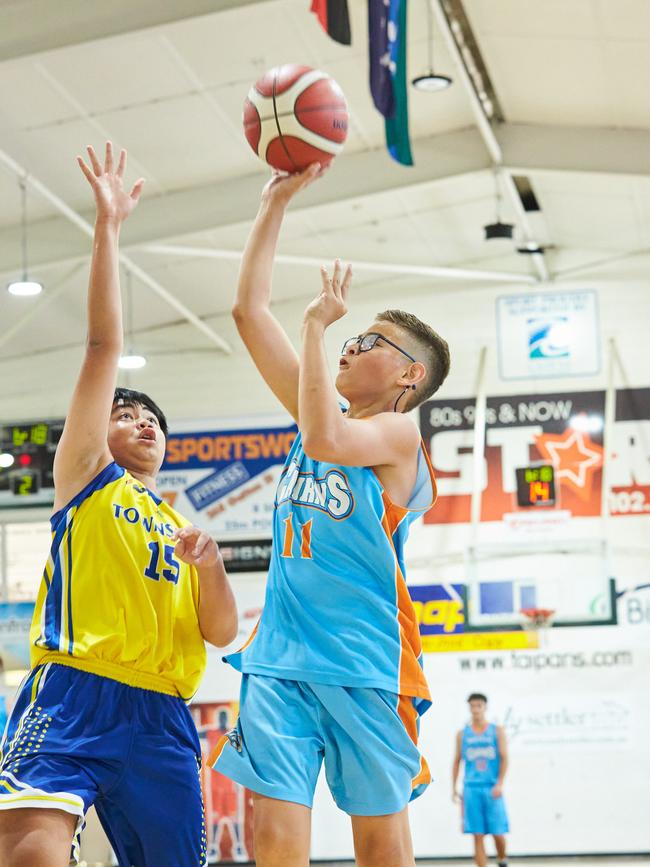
[484, 169, 514, 241]
[7, 177, 43, 297]
[412, 0, 453, 92]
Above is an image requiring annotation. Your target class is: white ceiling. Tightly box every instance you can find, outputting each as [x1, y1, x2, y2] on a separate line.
[0, 0, 649, 420]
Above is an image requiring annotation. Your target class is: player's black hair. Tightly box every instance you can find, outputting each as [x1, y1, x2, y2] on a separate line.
[467, 692, 488, 704]
[112, 387, 168, 438]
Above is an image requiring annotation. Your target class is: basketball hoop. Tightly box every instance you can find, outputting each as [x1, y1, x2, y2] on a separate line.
[520, 607, 555, 647]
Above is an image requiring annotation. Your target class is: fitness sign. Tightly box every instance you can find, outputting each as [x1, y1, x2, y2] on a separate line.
[420, 387, 650, 524]
[158, 419, 298, 538]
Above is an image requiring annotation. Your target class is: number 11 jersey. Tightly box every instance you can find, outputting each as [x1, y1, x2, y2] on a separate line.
[225, 431, 436, 710]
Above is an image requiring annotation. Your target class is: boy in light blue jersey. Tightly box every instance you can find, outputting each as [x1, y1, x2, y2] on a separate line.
[208, 165, 450, 866]
[452, 693, 509, 867]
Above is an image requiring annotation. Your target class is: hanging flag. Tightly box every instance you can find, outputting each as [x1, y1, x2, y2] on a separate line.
[384, 0, 413, 165]
[310, 0, 352, 45]
[368, 0, 395, 119]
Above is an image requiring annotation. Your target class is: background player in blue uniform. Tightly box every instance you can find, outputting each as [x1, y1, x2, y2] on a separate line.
[209, 165, 450, 867]
[0, 143, 238, 867]
[452, 693, 509, 867]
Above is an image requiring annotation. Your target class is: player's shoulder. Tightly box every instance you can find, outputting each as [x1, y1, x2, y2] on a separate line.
[369, 411, 420, 443]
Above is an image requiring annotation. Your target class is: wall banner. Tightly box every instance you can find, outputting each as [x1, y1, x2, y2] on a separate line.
[409, 583, 538, 652]
[496, 290, 600, 379]
[159, 421, 297, 537]
[420, 387, 650, 524]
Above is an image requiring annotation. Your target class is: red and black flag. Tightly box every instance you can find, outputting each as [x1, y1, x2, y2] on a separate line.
[310, 0, 352, 45]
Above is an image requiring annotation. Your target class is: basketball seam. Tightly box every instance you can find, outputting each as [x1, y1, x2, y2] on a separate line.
[271, 70, 299, 172]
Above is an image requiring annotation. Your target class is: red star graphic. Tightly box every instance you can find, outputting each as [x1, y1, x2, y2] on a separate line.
[534, 428, 604, 501]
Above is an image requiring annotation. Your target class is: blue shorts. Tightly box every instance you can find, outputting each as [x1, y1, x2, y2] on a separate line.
[209, 673, 430, 816]
[463, 785, 509, 835]
[0, 663, 207, 867]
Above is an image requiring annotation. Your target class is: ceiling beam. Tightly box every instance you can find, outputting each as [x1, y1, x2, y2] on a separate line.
[0, 147, 232, 353]
[500, 124, 650, 178]
[0, 128, 491, 274]
[431, 0, 549, 282]
[0, 0, 268, 62]
[140, 243, 536, 285]
[0, 123, 648, 277]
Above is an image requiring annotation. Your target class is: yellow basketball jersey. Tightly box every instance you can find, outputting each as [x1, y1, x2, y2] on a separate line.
[30, 462, 206, 700]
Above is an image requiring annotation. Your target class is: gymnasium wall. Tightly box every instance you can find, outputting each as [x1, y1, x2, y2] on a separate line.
[2, 269, 650, 859]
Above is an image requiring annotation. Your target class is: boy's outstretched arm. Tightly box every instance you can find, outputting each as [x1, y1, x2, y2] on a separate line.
[53, 142, 144, 512]
[232, 164, 321, 422]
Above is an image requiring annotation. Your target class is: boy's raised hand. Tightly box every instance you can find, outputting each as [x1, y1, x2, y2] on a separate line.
[77, 141, 144, 224]
[261, 162, 325, 208]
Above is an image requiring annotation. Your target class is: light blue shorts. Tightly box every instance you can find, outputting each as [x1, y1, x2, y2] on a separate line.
[463, 784, 509, 835]
[209, 673, 430, 816]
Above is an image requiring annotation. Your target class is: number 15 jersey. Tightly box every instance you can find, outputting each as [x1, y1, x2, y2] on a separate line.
[30, 462, 206, 700]
[225, 431, 436, 709]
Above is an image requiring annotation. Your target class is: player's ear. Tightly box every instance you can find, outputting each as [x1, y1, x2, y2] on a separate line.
[398, 361, 426, 390]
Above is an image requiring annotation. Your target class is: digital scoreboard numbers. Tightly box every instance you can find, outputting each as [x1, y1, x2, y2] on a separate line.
[0, 421, 64, 508]
[515, 464, 556, 507]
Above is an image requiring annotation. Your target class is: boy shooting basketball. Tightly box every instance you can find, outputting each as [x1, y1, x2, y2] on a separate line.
[209, 165, 450, 867]
[0, 143, 237, 867]
[452, 693, 509, 867]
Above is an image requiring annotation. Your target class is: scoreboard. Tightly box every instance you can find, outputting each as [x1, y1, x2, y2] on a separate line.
[515, 464, 556, 508]
[0, 420, 64, 508]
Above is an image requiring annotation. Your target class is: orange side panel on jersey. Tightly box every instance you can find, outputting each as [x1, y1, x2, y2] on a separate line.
[207, 733, 230, 768]
[397, 695, 431, 788]
[236, 619, 260, 654]
[412, 755, 431, 789]
[301, 519, 313, 559]
[381, 493, 431, 701]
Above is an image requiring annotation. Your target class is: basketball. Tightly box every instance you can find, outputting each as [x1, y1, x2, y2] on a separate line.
[243, 64, 349, 172]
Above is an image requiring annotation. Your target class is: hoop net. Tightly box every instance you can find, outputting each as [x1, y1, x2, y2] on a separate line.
[520, 607, 556, 630]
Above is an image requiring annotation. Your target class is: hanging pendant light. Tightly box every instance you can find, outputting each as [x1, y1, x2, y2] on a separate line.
[7, 178, 43, 296]
[484, 169, 514, 240]
[412, 0, 453, 92]
[118, 269, 147, 370]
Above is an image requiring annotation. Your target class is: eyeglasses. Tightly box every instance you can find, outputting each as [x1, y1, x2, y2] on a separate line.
[340, 332, 416, 363]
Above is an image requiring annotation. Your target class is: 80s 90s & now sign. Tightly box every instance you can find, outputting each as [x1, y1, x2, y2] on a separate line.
[419, 387, 650, 524]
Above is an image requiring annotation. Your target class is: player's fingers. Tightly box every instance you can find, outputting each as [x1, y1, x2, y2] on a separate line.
[129, 178, 145, 202]
[341, 264, 353, 301]
[86, 145, 102, 176]
[302, 162, 321, 183]
[192, 532, 210, 557]
[77, 156, 96, 186]
[174, 525, 195, 542]
[105, 140, 113, 173]
[331, 259, 342, 299]
[320, 265, 331, 293]
[116, 148, 127, 178]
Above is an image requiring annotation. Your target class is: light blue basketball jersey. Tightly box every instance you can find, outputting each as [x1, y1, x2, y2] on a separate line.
[225, 430, 436, 709]
[462, 723, 501, 787]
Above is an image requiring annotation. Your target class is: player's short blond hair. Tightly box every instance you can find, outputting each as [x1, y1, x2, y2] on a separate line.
[376, 309, 450, 409]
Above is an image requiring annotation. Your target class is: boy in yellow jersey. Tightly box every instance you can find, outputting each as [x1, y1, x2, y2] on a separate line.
[0, 143, 238, 867]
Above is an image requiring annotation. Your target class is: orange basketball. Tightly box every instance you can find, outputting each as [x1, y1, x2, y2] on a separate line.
[243, 64, 349, 172]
